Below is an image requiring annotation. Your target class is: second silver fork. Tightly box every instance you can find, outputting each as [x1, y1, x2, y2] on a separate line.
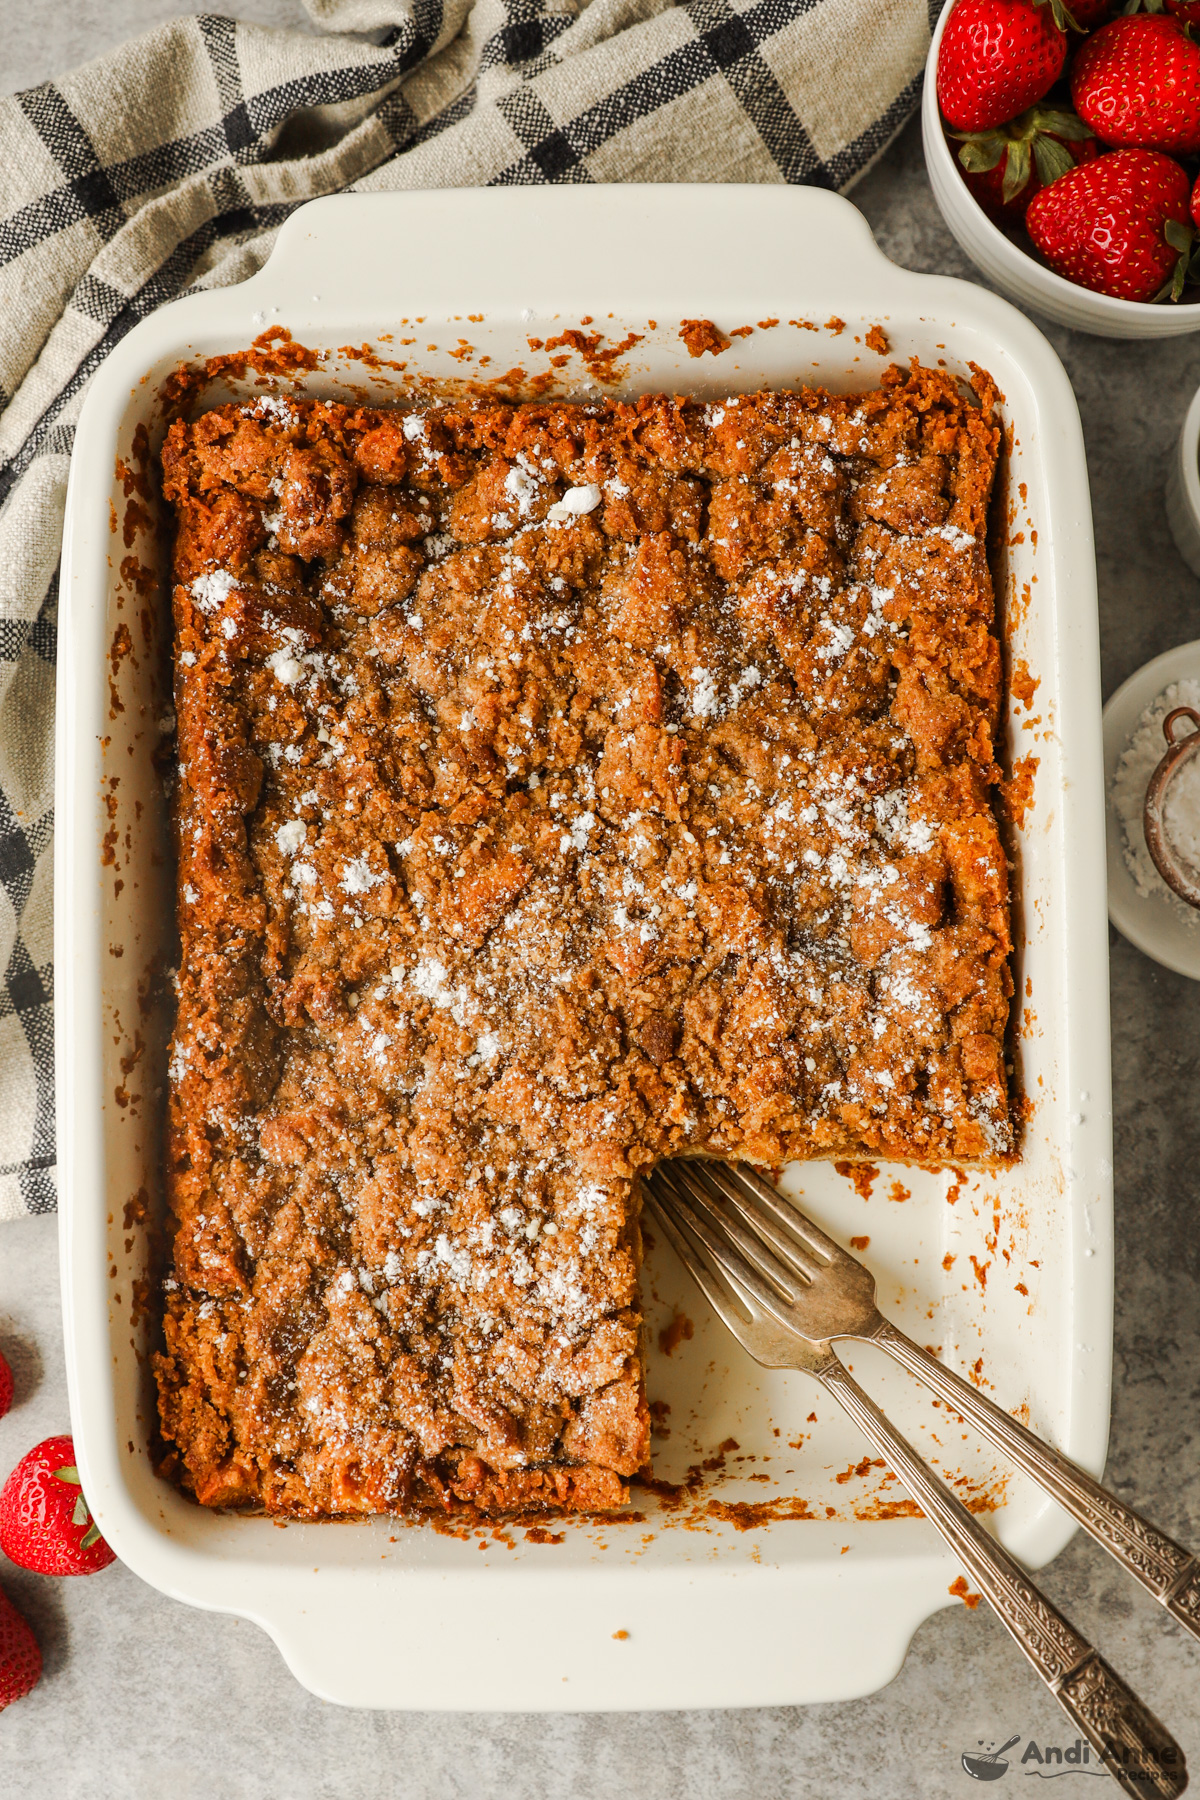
[647, 1159, 1190, 1800]
[654, 1157, 1200, 1636]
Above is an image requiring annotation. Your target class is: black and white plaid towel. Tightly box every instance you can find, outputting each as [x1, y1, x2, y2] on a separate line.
[0, 0, 934, 1220]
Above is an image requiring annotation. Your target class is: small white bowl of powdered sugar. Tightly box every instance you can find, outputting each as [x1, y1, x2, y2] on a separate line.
[1105, 644, 1200, 979]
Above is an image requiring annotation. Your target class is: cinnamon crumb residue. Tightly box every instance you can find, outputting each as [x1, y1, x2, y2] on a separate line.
[855, 1496, 923, 1521]
[679, 318, 731, 358]
[119, 552, 156, 600]
[338, 341, 410, 375]
[634, 1437, 742, 1510]
[160, 326, 320, 416]
[101, 779, 119, 869]
[825, 316, 846, 335]
[1009, 580, 1032, 634]
[836, 1456, 885, 1484]
[702, 1494, 819, 1529]
[537, 327, 644, 381]
[835, 1161, 879, 1200]
[129, 1275, 153, 1329]
[967, 362, 1003, 416]
[949, 1574, 982, 1608]
[657, 1310, 694, 1356]
[1002, 753, 1039, 827]
[945, 1169, 968, 1206]
[865, 325, 890, 355]
[849, 1234, 870, 1251]
[887, 1180, 910, 1203]
[123, 1186, 150, 1230]
[108, 623, 132, 719]
[1010, 656, 1039, 710]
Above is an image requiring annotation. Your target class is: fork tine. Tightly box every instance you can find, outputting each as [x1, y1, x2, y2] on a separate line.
[643, 1182, 761, 1342]
[648, 1167, 801, 1335]
[725, 1160, 849, 1266]
[655, 1163, 807, 1303]
[684, 1162, 828, 1286]
[648, 1177, 787, 1341]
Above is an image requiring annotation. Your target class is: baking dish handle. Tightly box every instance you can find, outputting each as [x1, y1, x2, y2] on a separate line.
[245, 187, 896, 310]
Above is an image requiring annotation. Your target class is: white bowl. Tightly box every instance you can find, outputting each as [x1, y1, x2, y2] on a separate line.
[58, 185, 1113, 1711]
[923, 0, 1200, 338]
[1166, 384, 1200, 578]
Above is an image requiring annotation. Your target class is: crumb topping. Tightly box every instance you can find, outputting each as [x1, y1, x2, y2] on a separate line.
[155, 366, 1011, 1520]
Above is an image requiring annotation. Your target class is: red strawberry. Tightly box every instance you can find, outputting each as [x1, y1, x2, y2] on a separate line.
[938, 0, 1070, 132]
[953, 106, 1098, 218]
[1070, 0, 1113, 21]
[1071, 16, 1200, 155]
[0, 1436, 115, 1575]
[1191, 166, 1200, 225]
[0, 1351, 12, 1420]
[0, 1586, 40, 1710]
[1025, 148, 1194, 299]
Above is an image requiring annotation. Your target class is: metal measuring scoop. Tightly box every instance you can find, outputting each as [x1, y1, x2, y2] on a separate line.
[1143, 705, 1200, 909]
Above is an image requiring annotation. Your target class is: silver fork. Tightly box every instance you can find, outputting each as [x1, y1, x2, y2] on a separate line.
[646, 1159, 1189, 1800]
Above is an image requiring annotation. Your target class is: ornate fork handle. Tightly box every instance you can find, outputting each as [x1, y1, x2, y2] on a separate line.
[818, 1355, 1187, 1800]
[871, 1318, 1200, 1637]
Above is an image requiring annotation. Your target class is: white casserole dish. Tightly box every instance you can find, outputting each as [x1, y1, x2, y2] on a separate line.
[56, 185, 1112, 1712]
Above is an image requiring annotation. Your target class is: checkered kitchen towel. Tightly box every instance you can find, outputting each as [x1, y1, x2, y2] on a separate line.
[0, 0, 935, 1220]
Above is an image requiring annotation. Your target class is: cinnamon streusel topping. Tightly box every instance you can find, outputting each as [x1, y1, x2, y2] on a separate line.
[155, 365, 1010, 1518]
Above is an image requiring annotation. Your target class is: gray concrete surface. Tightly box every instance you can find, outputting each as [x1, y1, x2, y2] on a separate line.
[1, 7, 1198, 1795]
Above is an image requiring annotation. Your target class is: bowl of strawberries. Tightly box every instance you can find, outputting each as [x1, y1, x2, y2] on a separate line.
[923, 0, 1200, 335]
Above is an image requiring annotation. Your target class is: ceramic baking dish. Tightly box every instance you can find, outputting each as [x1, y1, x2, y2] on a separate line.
[56, 186, 1112, 1712]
